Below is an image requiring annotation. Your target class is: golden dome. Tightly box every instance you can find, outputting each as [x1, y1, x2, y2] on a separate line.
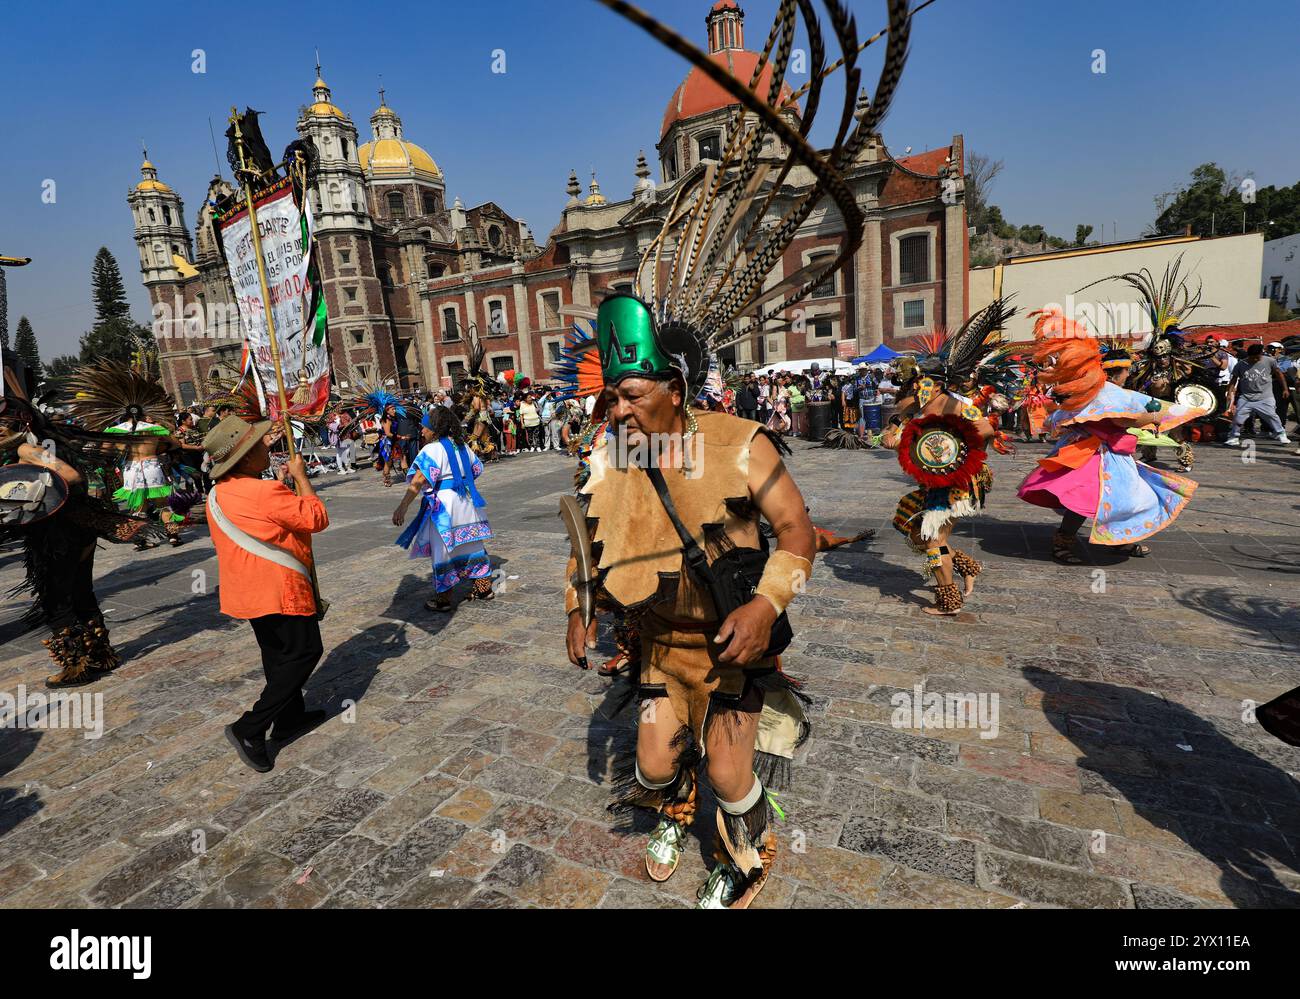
[359, 137, 442, 180]
[307, 101, 345, 119]
[583, 172, 607, 206]
[136, 157, 172, 193]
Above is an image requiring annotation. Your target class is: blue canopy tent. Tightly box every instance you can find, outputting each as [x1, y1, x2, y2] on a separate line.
[850, 343, 901, 364]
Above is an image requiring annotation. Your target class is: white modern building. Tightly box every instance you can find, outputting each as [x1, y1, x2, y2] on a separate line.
[1263, 233, 1300, 314]
[970, 233, 1270, 341]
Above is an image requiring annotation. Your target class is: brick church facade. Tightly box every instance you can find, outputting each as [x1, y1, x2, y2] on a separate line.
[132, 0, 966, 404]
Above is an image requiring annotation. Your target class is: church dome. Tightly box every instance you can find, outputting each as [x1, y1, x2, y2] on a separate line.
[661, 49, 798, 140]
[305, 75, 346, 120]
[359, 138, 442, 180]
[660, 2, 799, 141]
[358, 99, 443, 181]
[135, 156, 173, 193]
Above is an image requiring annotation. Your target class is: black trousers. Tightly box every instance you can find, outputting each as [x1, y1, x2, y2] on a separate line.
[233, 613, 324, 739]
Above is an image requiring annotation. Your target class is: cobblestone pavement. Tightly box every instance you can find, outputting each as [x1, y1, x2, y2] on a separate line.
[1, 438, 1298, 909]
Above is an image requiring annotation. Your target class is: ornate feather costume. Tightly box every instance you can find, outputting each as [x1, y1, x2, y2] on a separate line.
[2, 359, 164, 688]
[885, 298, 1015, 612]
[561, 0, 918, 909]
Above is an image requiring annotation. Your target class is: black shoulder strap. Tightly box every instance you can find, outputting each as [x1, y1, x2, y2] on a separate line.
[644, 465, 715, 587]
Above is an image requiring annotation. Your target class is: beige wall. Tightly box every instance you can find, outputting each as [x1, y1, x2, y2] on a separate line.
[970, 233, 1270, 341]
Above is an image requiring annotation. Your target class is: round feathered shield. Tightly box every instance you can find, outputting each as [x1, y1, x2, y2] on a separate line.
[898, 414, 986, 488]
[0, 462, 70, 528]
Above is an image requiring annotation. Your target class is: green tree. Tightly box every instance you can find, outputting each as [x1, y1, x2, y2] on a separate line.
[965, 151, 1004, 230]
[1147, 162, 1300, 239]
[46, 355, 81, 381]
[1075, 224, 1094, 246]
[14, 315, 42, 379]
[78, 247, 154, 364]
[1018, 224, 1046, 244]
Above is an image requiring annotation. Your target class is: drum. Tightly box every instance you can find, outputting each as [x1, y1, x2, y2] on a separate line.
[1175, 382, 1217, 417]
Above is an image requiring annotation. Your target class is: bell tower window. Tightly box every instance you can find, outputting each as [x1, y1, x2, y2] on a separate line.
[387, 191, 407, 218]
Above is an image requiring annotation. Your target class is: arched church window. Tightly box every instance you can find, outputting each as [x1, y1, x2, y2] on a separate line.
[148, 208, 156, 223]
[163, 206, 173, 226]
[697, 131, 721, 162]
[341, 138, 349, 160]
[387, 191, 407, 219]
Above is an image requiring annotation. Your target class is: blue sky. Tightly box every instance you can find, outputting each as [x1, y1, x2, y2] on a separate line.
[2, 0, 1296, 357]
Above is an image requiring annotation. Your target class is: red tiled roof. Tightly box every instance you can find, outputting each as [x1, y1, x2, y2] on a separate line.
[893, 147, 951, 176]
[1184, 320, 1300, 344]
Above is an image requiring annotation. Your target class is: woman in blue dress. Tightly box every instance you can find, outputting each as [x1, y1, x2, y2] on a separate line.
[391, 405, 494, 611]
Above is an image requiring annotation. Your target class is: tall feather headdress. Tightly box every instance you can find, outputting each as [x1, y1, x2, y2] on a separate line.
[65, 360, 175, 431]
[1076, 253, 1215, 347]
[595, 0, 918, 386]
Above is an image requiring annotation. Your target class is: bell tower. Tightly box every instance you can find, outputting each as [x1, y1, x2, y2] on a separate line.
[706, 0, 744, 53]
[128, 151, 191, 287]
[297, 69, 371, 234]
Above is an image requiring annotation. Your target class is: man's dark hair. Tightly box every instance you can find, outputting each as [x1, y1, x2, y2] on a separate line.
[1247, 343, 1264, 357]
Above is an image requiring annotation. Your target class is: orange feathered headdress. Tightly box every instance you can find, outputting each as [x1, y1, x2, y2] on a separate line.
[1028, 308, 1104, 410]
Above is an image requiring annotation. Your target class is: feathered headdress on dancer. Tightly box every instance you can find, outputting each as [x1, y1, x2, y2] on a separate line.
[456, 329, 503, 400]
[589, 0, 919, 398]
[1098, 336, 1138, 371]
[348, 382, 406, 419]
[1027, 307, 1105, 411]
[899, 297, 1017, 391]
[1076, 253, 1214, 349]
[552, 321, 606, 404]
[65, 360, 174, 432]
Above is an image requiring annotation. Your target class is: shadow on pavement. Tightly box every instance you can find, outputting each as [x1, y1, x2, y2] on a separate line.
[1022, 667, 1300, 908]
[1173, 585, 1299, 634]
[0, 727, 44, 839]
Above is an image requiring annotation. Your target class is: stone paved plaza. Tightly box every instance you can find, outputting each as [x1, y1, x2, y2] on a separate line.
[1, 438, 1298, 909]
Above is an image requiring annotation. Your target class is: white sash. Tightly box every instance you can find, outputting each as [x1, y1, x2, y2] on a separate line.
[207, 487, 311, 580]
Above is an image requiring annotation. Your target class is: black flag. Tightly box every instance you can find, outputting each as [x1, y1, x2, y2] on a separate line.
[225, 107, 275, 178]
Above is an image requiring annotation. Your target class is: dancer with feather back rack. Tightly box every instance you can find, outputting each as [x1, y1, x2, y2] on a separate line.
[1, 355, 166, 688]
[67, 358, 197, 548]
[561, 0, 915, 908]
[881, 298, 1016, 616]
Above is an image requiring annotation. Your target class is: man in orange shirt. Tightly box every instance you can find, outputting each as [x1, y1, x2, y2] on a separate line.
[202, 416, 330, 773]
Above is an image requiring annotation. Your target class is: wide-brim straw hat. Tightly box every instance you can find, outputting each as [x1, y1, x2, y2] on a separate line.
[203, 415, 273, 479]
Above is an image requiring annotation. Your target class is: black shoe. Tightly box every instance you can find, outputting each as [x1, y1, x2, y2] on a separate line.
[224, 725, 273, 772]
[269, 709, 328, 744]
